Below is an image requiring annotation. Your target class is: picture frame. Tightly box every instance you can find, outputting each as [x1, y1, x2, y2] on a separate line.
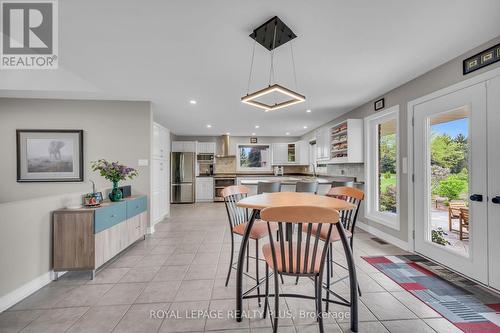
[374, 98, 385, 111]
[16, 129, 84, 182]
[250, 137, 258, 143]
[463, 42, 500, 75]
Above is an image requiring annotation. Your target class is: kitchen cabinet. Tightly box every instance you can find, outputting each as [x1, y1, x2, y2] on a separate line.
[272, 143, 289, 165]
[272, 141, 309, 165]
[316, 127, 331, 161]
[281, 185, 295, 192]
[195, 177, 214, 202]
[317, 184, 332, 196]
[53, 196, 147, 278]
[153, 123, 168, 159]
[152, 123, 170, 223]
[172, 141, 197, 152]
[197, 142, 216, 154]
[329, 119, 363, 164]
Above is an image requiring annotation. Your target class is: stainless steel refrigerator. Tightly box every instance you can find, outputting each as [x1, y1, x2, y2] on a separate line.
[170, 152, 195, 203]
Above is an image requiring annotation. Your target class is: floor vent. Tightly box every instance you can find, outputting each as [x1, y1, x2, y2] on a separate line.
[371, 237, 389, 245]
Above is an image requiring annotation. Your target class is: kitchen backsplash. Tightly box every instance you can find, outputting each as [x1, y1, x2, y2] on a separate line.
[214, 157, 236, 173]
[213, 156, 363, 180]
[322, 163, 364, 181]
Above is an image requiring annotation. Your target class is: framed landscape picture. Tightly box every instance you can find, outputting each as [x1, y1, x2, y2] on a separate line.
[16, 130, 84, 182]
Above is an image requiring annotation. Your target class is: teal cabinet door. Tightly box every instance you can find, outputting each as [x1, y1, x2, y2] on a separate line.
[94, 201, 127, 233]
[126, 196, 147, 219]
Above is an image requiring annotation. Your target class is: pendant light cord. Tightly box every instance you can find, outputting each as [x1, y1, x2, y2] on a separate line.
[290, 40, 298, 90]
[246, 40, 256, 95]
[268, 24, 277, 86]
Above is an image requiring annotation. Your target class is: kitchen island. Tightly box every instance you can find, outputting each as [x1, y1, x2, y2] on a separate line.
[235, 175, 359, 196]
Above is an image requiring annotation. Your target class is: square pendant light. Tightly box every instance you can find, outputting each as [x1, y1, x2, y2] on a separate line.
[241, 84, 305, 112]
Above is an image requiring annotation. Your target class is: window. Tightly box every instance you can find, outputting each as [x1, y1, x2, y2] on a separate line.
[365, 106, 399, 229]
[236, 144, 271, 172]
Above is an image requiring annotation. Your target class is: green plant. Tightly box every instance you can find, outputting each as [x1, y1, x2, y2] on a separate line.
[431, 227, 450, 246]
[437, 174, 468, 200]
[380, 184, 397, 213]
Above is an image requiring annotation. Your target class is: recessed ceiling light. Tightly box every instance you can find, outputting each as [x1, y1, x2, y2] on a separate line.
[190, 100, 197, 104]
[255, 125, 260, 129]
[303, 126, 308, 129]
[306, 109, 312, 113]
[285, 132, 290, 135]
[252, 133, 256, 136]
[206, 124, 212, 128]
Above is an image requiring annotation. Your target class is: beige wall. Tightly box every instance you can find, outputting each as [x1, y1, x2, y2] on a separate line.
[301, 35, 500, 243]
[0, 98, 151, 304]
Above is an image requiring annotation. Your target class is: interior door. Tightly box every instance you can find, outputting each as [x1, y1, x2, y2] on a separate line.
[413, 82, 488, 283]
[487, 76, 500, 290]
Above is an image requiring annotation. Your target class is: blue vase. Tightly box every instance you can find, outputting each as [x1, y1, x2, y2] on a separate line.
[109, 181, 123, 202]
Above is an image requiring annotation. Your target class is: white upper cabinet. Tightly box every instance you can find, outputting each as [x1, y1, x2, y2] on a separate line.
[152, 123, 168, 159]
[197, 142, 216, 154]
[316, 127, 330, 161]
[272, 141, 309, 165]
[272, 143, 289, 165]
[172, 141, 197, 152]
[329, 119, 363, 164]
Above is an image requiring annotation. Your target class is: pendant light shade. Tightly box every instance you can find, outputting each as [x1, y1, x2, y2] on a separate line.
[241, 84, 305, 112]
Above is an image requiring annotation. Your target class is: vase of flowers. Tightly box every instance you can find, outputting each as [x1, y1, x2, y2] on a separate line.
[91, 159, 138, 202]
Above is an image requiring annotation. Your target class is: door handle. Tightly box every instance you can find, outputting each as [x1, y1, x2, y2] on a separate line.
[469, 194, 483, 202]
[492, 196, 500, 204]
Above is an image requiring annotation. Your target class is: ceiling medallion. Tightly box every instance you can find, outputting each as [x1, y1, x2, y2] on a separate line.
[241, 16, 305, 112]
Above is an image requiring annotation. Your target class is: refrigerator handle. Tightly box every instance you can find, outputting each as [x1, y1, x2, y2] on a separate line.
[181, 154, 185, 182]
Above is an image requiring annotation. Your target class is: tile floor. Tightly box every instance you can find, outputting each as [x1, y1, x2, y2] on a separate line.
[0, 203, 463, 333]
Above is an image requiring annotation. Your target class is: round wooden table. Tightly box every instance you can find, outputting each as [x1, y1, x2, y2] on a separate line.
[235, 192, 359, 332]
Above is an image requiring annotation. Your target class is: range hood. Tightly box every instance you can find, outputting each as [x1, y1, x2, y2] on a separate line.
[216, 134, 235, 158]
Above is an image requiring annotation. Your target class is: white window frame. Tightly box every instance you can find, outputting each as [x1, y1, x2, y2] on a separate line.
[236, 143, 272, 172]
[364, 105, 400, 230]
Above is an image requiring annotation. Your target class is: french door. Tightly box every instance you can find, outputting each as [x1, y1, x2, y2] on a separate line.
[413, 82, 488, 283]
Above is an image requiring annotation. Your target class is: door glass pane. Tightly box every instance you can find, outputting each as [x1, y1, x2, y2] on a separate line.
[377, 120, 397, 213]
[428, 107, 469, 257]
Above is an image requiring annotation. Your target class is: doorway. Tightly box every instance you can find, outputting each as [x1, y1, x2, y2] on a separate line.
[413, 83, 488, 284]
[411, 73, 500, 290]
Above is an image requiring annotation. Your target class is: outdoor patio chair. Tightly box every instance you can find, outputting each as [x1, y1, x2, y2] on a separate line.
[459, 208, 469, 240]
[448, 201, 467, 232]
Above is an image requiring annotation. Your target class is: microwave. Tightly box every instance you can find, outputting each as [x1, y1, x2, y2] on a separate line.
[197, 154, 214, 163]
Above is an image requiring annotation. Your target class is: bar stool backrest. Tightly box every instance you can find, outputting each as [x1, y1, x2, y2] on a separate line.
[326, 186, 364, 233]
[257, 181, 281, 194]
[295, 181, 318, 194]
[260, 205, 340, 276]
[222, 185, 249, 228]
[331, 180, 354, 188]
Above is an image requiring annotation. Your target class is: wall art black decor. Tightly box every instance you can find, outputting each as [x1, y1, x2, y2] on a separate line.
[463, 43, 500, 75]
[374, 98, 385, 111]
[16, 129, 84, 182]
[250, 137, 258, 144]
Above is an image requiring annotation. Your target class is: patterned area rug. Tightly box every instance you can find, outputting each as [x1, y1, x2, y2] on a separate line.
[363, 255, 500, 333]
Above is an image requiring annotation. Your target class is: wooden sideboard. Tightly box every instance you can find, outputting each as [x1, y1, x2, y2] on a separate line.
[52, 195, 148, 279]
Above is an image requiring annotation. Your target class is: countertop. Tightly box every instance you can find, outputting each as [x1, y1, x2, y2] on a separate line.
[211, 173, 364, 185]
[239, 177, 333, 185]
[55, 195, 146, 211]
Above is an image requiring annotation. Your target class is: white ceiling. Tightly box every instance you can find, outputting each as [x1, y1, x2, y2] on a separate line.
[1, 0, 500, 136]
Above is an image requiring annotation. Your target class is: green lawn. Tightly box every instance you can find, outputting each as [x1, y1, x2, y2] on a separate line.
[380, 173, 396, 193]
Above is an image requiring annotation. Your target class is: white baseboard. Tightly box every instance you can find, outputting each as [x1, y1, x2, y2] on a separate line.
[0, 270, 65, 313]
[356, 220, 409, 251]
[147, 224, 155, 234]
